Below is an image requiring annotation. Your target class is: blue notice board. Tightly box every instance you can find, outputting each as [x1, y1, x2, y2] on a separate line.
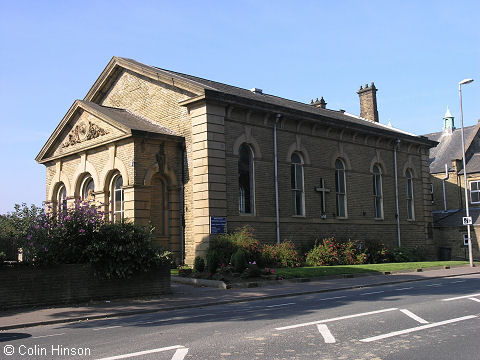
[210, 216, 227, 234]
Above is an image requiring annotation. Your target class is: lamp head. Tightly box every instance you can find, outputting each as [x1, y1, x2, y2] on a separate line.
[459, 78, 474, 86]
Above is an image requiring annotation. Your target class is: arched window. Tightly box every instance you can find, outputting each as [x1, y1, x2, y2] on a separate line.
[81, 175, 95, 201]
[57, 184, 67, 214]
[291, 153, 305, 216]
[238, 144, 254, 214]
[373, 165, 383, 219]
[111, 174, 124, 222]
[406, 169, 415, 220]
[335, 159, 347, 217]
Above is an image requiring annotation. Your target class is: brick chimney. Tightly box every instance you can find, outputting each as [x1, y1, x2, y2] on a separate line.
[357, 82, 379, 122]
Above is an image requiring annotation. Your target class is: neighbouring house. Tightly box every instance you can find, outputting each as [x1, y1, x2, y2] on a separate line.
[425, 108, 480, 260]
[36, 57, 437, 265]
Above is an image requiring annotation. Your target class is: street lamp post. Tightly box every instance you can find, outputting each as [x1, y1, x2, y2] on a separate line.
[459, 78, 474, 267]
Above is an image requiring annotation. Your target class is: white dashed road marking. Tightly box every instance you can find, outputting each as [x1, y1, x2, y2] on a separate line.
[95, 345, 189, 360]
[468, 297, 480, 303]
[395, 287, 413, 291]
[316, 324, 336, 343]
[266, 303, 295, 308]
[93, 326, 122, 331]
[318, 296, 347, 301]
[32, 333, 65, 339]
[442, 293, 480, 301]
[275, 308, 398, 330]
[360, 291, 385, 296]
[359, 315, 477, 343]
[400, 309, 429, 324]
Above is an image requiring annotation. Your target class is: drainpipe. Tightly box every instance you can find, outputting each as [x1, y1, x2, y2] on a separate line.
[393, 139, 401, 248]
[274, 114, 281, 244]
[442, 163, 449, 211]
[180, 144, 186, 265]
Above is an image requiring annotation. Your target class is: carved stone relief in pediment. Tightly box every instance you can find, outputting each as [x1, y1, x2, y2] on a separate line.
[62, 121, 109, 148]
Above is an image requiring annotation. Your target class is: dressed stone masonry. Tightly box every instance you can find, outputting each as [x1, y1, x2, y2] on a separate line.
[37, 57, 438, 265]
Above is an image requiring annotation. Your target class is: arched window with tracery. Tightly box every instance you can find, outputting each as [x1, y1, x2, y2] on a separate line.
[111, 173, 124, 222]
[56, 183, 67, 214]
[373, 165, 383, 219]
[238, 144, 255, 214]
[335, 159, 347, 217]
[291, 153, 305, 216]
[81, 175, 95, 201]
[406, 169, 415, 220]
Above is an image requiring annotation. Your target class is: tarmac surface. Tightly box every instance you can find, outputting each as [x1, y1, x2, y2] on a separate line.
[1, 265, 479, 331]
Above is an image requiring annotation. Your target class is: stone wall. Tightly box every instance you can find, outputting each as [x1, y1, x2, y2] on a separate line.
[221, 107, 434, 256]
[0, 264, 170, 309]
[433, 226, 480, 260]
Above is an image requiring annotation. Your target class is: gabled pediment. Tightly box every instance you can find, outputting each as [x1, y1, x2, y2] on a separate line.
[84, 56, 206, 105]
[36, 100, 177, 163]
[36, 101, 130, 163]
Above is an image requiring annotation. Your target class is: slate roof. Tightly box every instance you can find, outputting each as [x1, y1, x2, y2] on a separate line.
[424, 125, 477, 173]
[114, 58, 431, 143]
[459, 153, 480, 175]
[433, 208, 480, 227]
[80, 101, 176, 136]
[164, 67, 422, 137]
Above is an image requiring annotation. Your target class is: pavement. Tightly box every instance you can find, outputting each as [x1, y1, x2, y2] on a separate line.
[1, 265, 479, 331]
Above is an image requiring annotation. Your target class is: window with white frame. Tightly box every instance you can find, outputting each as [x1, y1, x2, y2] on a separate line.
[57, 183, 67, 214]
[335, 159, 347, 217]
[291, 153, 305, 216]
[373, 164, 383, 219]
[238, 144, 255, 214]
[81, 175, 95, 201]
[406, 169, 415, 220]
[111, 174, 124, 222]
[470, 180, 480, 204]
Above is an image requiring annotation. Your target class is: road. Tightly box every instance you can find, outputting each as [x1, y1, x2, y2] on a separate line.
[1, 273, 479, 359]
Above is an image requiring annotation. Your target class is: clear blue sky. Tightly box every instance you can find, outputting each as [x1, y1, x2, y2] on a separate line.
[0, 0, 478, 214]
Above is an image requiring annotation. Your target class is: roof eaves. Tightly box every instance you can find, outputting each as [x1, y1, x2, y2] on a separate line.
[202, 90, 436, 147]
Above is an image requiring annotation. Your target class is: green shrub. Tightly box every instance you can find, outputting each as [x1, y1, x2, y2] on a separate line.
[207, 225, 263, 271]
[231, 248, 248, 273]
[206, 249, 220, 274]
[391, 247, 413, 262]
[207, 235, 236, 267]
[363, 239, 391, 264]
[0, 203, 43, 261]
[0, 251, 6, 264]
[193, 256, 205, 272]
[17, 201, 106, 265]
[1, 202, 172, 279]
[241, 263, 261, 278]
[262, 241, 302, 268]
[88, 222, 172, 279]
[306, 238, 366, 266]
[306, 238, 340, 266]
[340, 240, 366, 265]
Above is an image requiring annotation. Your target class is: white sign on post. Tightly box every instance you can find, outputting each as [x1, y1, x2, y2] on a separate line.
[463, 216, 473, 225]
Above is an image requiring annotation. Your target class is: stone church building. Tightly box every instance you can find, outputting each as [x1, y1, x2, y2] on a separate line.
[36, 57, 437, 264]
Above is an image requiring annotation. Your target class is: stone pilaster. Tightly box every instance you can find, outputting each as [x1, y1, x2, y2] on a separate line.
[188, 102, 227, 264]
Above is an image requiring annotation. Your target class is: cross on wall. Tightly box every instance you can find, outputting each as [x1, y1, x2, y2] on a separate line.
[314, 178, 330, 219]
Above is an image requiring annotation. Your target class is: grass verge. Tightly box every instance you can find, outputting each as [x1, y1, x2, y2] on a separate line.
[171, 261, 472, 278]
[274, 261, 471, 279]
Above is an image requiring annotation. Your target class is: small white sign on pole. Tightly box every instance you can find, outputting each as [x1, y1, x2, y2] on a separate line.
[463, 216, 473, 225]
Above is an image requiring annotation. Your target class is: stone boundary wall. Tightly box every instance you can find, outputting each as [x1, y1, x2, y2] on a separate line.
[0, 264, 170, 309]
